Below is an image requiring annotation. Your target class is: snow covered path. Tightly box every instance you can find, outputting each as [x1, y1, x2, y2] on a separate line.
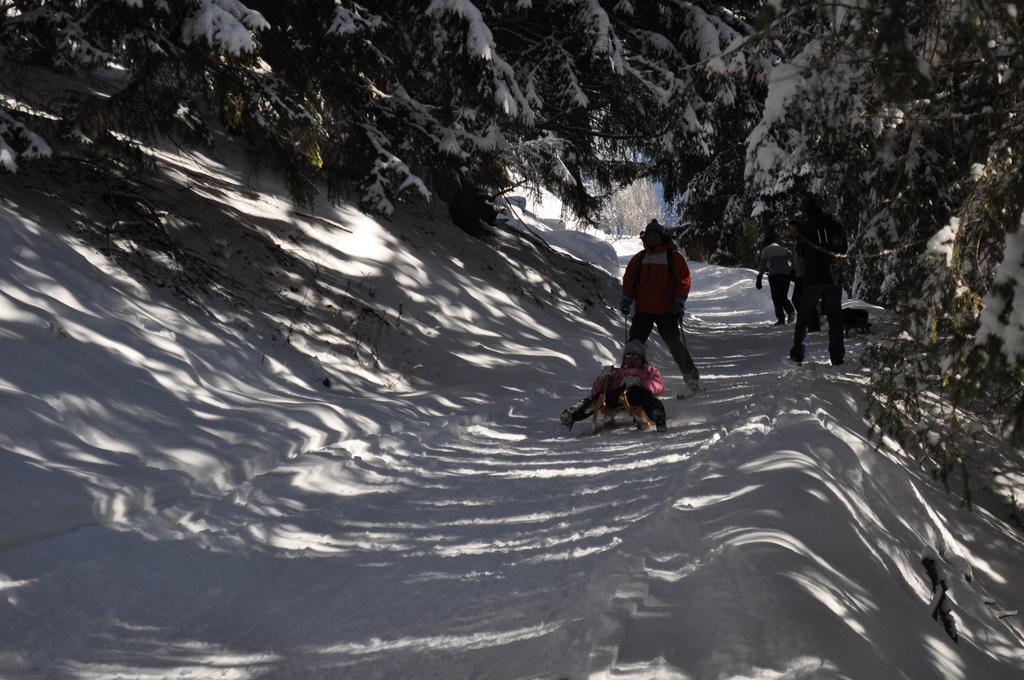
[2, 217, 1023, 679]
[0, 332, 731, 679]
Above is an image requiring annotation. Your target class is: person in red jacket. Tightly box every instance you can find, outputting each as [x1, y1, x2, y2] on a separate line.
[620, 219, 700, 398]
[560, 339, 668, 432]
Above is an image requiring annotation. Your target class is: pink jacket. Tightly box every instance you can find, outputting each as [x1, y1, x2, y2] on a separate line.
[591, 364, 665, 397]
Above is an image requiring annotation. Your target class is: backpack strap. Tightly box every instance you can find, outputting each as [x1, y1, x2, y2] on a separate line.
[633, 250, 646, 290]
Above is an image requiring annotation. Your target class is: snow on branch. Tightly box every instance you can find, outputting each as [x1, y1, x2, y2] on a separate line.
[620, 56, 678, 105]
[252, 75, 316, 127]
[57, 13, 115, 68]
[425, 0, 534, 123]
[371, 83, 504, 162]
[925, 217, 960, 268]
[523, 43, 587, 111]
[977, 222, 1024, 365]
[360, 123, 432, 215]
[618, 30, 700, 108]
[580, 0, 623, 69]
[182, 0, 269, 55]
[507, 133, 578, 192]
[9, 5, 114, 69]
[744, 42, 819, 191]
[682, 4, 728, 74]
[634, 29, 677, 57]
[389, 86, 470, 158]
[686, 6, 747, 77]
[0, 110, 52, 173]
[328, 2, 383, 36]
[492, 54, 534, 122]
[427, 0, 495, 60]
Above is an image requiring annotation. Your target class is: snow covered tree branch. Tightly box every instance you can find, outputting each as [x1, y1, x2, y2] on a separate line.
[0, 109, 52, 172]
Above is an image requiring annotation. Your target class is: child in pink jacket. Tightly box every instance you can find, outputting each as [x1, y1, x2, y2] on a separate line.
[561, 339, 668, 432]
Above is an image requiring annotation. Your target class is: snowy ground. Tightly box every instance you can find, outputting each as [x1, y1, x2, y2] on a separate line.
[1, 150, 1023, 679]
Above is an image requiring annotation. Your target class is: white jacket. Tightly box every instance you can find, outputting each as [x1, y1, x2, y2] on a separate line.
[758, 243, 793, 277]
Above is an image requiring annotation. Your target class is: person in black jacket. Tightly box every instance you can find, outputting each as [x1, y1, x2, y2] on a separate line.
[789, 221, 820, 332]
[789, 196, 847, 365]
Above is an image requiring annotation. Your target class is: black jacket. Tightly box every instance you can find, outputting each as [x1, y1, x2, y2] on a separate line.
[796, 213, 847, 285]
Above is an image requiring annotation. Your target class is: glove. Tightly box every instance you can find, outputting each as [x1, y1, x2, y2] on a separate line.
[674, 297, 686, 318]
[755, 275, 763, 290]
[620, 294, 633, 314]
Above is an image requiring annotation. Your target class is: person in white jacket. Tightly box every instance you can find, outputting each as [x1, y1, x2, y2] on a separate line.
[756, 238, 796, 325]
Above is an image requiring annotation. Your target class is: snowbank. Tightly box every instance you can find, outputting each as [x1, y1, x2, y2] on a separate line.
[498, 196, 619, 276]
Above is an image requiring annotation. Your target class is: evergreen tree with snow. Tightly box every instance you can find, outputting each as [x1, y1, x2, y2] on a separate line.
[744, 0, 1024, 483]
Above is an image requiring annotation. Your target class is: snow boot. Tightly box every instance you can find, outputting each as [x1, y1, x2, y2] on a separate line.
[676, 375, 700, 399]
[560, 408, 574, 431]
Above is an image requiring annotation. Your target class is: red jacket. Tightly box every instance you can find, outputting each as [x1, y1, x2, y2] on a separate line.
[622, 245, 691, 314]
[591, 364, 665, 397]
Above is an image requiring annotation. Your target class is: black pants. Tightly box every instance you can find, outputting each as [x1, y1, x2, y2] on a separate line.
[768, 274, 795, 322]
[791, 283, 844, 363]
[628, 313, 698, 380]
[566, 386, 666, 424]
[791, 277, 820, 330]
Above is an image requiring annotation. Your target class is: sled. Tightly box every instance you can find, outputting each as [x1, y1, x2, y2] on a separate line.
[591, 390, 653, 433]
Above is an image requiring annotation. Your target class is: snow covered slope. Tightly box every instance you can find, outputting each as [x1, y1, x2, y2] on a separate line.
[1, 150, 1022, 679]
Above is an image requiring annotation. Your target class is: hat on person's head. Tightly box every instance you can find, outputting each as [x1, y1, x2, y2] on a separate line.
[642, 219, 666, 237]
[623, 339, 646, 359]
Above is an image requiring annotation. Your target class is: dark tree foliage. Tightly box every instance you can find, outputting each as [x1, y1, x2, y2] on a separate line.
[0, 0, 766, 221]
